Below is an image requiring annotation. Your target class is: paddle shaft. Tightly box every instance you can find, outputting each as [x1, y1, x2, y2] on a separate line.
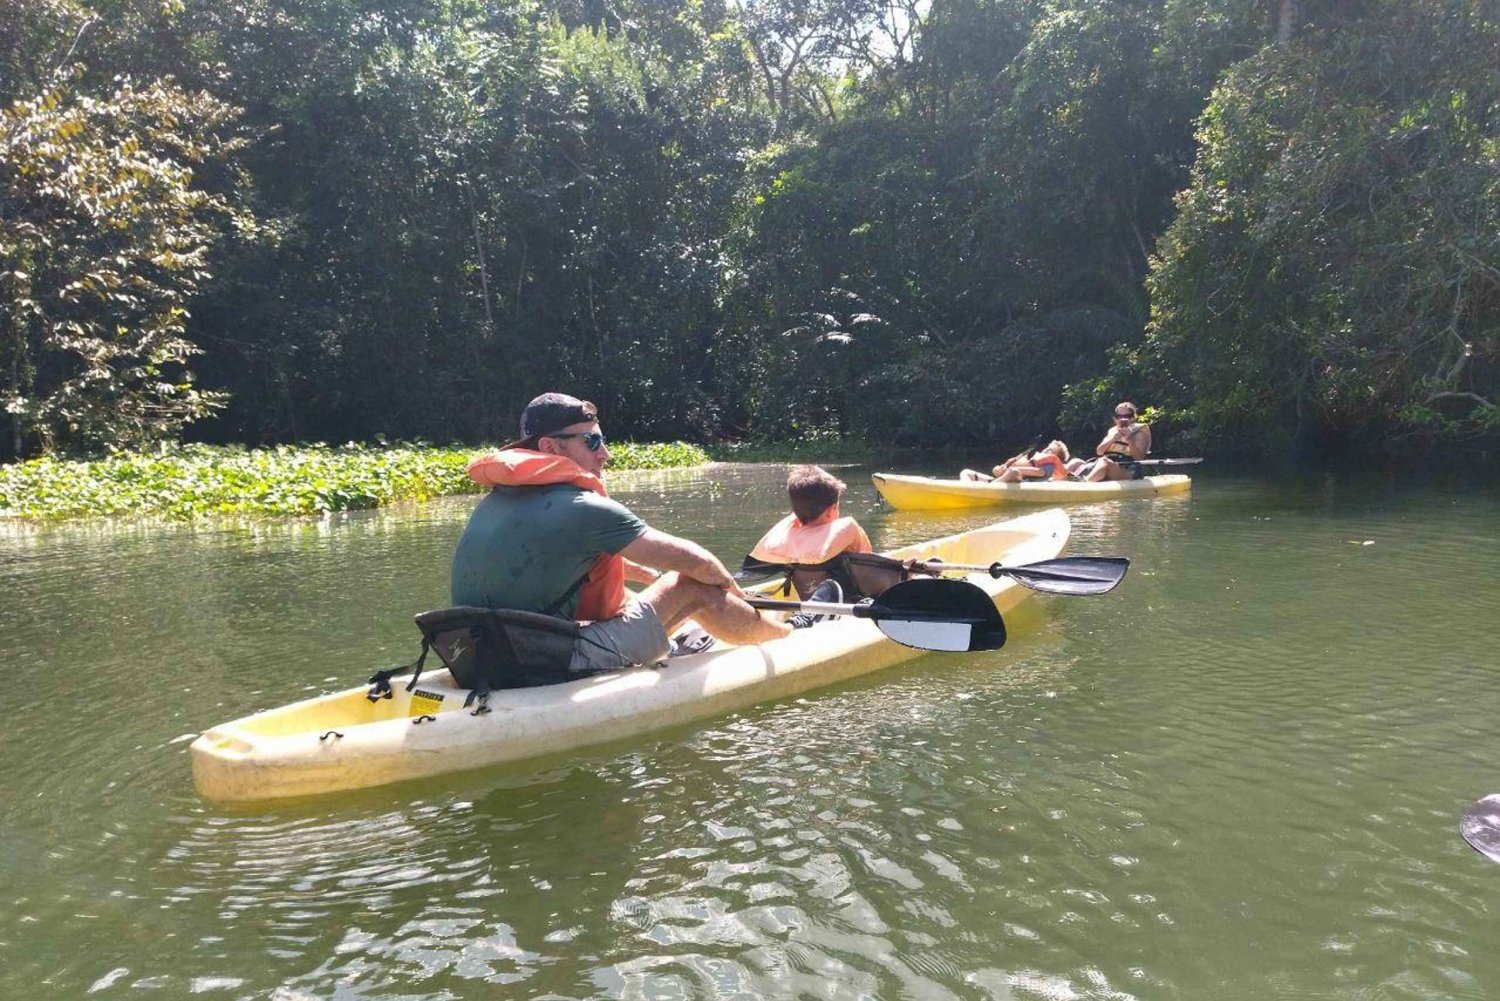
[877, 555, 1130, 594]
[739, 552, 1128, 598]
[746, 597, 860, 616]
[913, 560, 1113, 582]
[744, 597, 988, 623]
[1115, 457, 1203, 467]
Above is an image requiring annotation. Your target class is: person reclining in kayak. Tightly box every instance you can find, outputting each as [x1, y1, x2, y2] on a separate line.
[452, 393, 791, 675]
[745, 465, 875, 619]
[1078, 401, 1151, 481]
[959, 440, 1076, 483]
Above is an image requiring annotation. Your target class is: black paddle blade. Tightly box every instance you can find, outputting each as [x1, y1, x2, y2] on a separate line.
[1461, 794, 1500, 864]
[994, 556, 1130, 595]
[863, 578, 1006, 653]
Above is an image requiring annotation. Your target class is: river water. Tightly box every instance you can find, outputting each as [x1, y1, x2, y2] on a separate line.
[1, 462, 1497, 1000]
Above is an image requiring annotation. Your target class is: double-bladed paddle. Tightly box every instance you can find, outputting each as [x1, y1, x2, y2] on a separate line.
[847, 552, 1129, 596]
[1114, 457, 1203, 467]
[739, 552, 1130, 597]
[745, 578, 1006, 653]
[1461, 794, 1500, 864]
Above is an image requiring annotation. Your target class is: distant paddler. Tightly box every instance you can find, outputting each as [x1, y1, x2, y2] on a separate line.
[1078, 401, 1152, 481]
[453, 392, 791, 677]
[960, 439, 1079, 484]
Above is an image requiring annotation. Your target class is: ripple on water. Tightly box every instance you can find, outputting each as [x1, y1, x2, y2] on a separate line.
[5, 473, 1500, 999]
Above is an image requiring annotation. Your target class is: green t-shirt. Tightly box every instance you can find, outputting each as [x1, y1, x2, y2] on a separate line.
[450, 484, 648, 618]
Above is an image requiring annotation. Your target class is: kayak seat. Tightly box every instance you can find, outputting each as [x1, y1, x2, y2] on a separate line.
[739, 552, 927, 602]
[368, 607, 582, 708]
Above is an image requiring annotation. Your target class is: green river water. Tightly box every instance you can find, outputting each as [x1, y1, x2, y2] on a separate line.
[1, 462, 1497, 1000]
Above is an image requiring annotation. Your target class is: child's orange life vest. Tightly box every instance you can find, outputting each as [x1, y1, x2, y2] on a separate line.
[750, 507, 872, 566]
[1032, 452, 1069, 480]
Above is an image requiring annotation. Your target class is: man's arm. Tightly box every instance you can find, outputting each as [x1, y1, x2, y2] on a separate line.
[1130, 425, 1152, 459]
[620, 528, 738, 590]
[622, 558, 660, 585]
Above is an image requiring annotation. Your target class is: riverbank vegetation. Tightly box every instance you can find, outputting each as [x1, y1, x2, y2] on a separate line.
[0, 442, 710, 520]
[3, 1, 1495, 465]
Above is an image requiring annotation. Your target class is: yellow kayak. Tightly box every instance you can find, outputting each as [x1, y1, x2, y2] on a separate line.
[872, 472, 1191, 510]
[191, 508, 1071, 803]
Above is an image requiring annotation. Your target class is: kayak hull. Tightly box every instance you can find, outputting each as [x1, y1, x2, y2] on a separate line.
[872, 472, 1191, 510]
[191, 508, 1071, 803]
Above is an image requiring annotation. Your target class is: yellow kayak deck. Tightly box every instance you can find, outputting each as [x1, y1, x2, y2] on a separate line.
[872, 472, 1191, 510]
[191, 508, 1071, 803]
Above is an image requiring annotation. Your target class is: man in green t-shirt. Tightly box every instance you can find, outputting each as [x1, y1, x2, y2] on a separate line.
[452, 393, 792, 673]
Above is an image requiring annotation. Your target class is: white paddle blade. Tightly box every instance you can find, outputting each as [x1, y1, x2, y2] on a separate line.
[876, 618, 977, 653]
[864, 579, 1008, 652]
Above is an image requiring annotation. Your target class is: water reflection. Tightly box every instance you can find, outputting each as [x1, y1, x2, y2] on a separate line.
[2, 466, 1499, 999]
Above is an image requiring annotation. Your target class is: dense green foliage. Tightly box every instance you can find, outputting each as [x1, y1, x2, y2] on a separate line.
[0, 440, 710, 519]
[1137, 0, 1500, 455]
[1, 70, 250, 453]
[2, 0, 1495, 463]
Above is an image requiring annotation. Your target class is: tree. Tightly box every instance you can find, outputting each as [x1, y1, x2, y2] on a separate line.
[1139, 0, 1500, 455]
[0, 74, 251, 454]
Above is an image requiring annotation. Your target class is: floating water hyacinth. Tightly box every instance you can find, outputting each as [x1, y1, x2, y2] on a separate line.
[0, 441, 710, 521]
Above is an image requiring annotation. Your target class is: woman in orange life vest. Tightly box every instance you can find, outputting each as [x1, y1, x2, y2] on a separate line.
[747, 466, 873, 621]
[960, 440, 1074, 483]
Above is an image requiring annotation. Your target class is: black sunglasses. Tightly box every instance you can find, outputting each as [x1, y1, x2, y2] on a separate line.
[1114, 412, 1135, 420]
[546, 431, 606, 452]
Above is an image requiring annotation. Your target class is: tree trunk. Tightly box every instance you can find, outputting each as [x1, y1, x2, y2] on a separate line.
[1277, 0, 1296, 49]
[9, 352, 20, 459]
[463, 180, 495, 334]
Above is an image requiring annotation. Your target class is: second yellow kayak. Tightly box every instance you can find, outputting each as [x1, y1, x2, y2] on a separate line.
[872, 472, 1191, 510]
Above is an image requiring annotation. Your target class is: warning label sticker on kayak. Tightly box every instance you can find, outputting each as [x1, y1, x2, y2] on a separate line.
[409, 689, 445, 715]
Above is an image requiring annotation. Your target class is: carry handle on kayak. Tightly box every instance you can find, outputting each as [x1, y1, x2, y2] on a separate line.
[846, 552, 1129, 596]
[745, 578, 1006, 653]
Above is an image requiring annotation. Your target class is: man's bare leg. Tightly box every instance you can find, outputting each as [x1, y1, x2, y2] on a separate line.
[638, 573, 792, 644]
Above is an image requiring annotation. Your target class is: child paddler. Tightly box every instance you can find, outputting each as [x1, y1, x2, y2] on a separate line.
[746, 466, 875, 624]
[452, 393, 790, 674]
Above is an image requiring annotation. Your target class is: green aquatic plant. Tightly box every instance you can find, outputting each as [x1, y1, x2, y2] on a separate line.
[0, 441, 710, 521]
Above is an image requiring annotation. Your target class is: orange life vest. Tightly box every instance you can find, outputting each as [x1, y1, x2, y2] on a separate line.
[750, 508, 873, 566]
[1032, 453, 1069, 480]
[465, 449, 627, 622]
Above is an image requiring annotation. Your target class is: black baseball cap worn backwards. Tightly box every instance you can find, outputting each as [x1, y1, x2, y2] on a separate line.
[505, 393, 598, 450]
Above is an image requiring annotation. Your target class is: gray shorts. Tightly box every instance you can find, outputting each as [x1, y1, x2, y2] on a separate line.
[570, 599, 670, 673]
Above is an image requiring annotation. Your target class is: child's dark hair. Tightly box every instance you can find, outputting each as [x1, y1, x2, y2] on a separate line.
[788, 465, 846, 523]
